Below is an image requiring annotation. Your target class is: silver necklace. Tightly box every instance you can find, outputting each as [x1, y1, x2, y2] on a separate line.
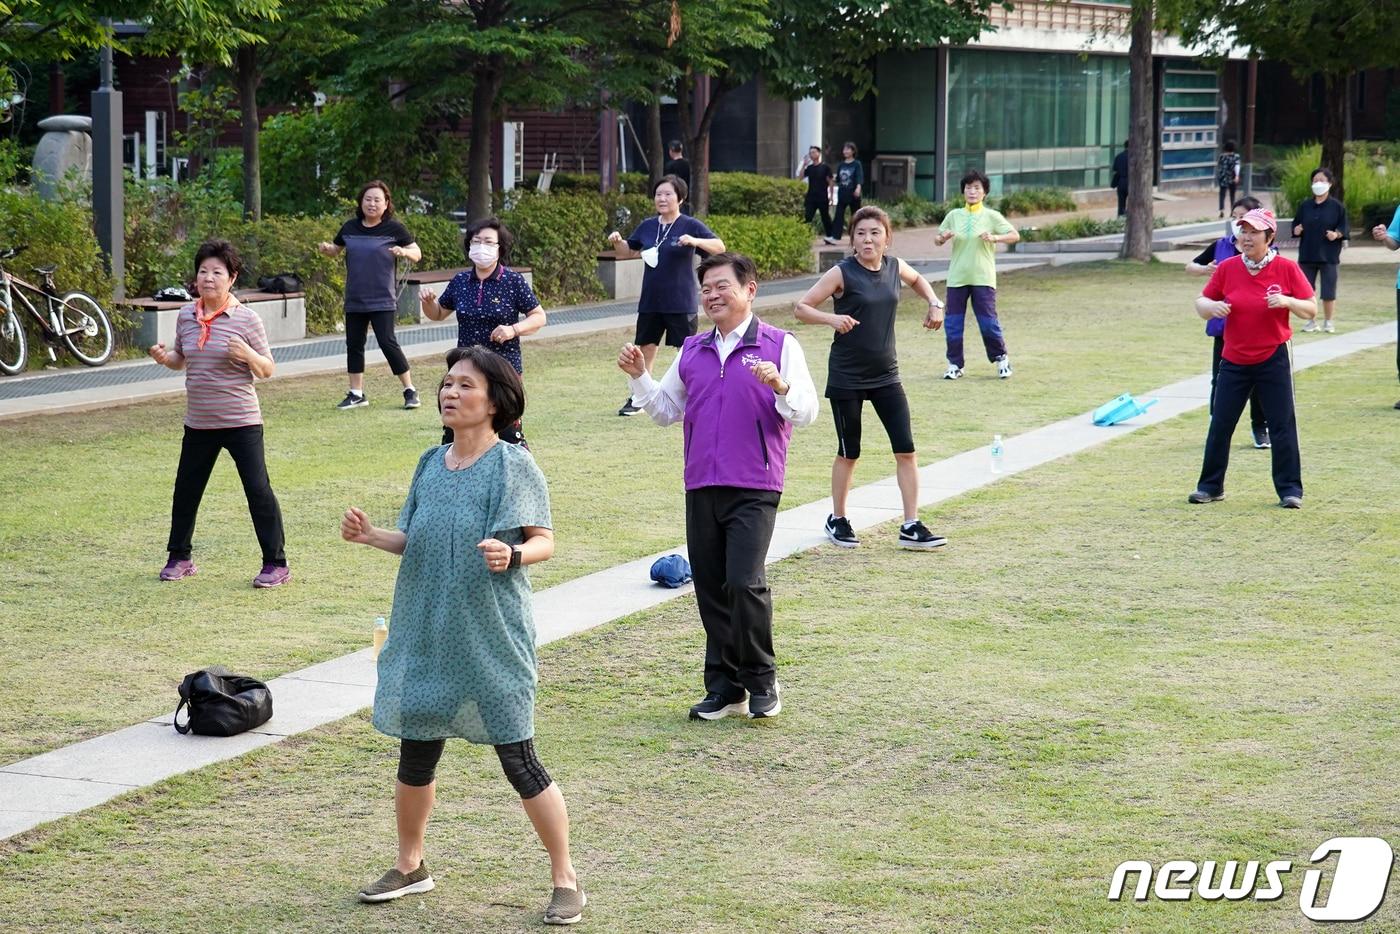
[444, 439, 496, 470]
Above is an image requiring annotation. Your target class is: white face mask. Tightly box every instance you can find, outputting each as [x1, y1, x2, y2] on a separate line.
[1229, 221, 1243, 239]
[468, 243, 499, 266]
[1311, 181, 1331, 197]
[640, 246, 660, 268]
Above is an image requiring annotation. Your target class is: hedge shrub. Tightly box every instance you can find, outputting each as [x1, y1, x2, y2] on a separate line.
[602, 192, 657, 236]
[706, 215, 813, 278]
[709, 173, 806, 217]
[1018, 215, 1168, 242]
[1275, 144, 1400, 220]
[407, 213, 467, 270]
[125, 179, 242, 298]
[994, 187, 1076, 216]
[499, 192, 607, 305]
[1360, 201, 1400, 233]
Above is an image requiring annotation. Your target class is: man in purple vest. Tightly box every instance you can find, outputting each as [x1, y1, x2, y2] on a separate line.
[618, 252, 819, 721]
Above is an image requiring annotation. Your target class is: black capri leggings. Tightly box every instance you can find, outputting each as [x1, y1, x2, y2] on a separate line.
[829, 383, 915, 460]
[345, 310, 410, 376]
[397, 738, 552, 799]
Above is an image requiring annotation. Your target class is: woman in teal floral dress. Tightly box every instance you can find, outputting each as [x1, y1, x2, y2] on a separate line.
[341, 345, 585, 925]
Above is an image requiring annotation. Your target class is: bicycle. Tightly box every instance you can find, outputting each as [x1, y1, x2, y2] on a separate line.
[0, 244, 115, 375]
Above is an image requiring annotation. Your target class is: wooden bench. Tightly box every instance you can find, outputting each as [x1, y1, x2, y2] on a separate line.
[125, 290, 307, 346]
[397, 267, 535, 323]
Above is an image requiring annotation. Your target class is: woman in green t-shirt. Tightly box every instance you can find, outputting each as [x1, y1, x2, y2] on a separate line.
[933, 169, 1020, 380]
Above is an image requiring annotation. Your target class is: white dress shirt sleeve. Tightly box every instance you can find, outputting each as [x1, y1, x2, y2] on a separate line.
[628, 345, 688, 426]
[775, 333, 819, 427]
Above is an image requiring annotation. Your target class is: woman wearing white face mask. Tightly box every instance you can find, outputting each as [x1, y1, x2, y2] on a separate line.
[421, 218, 545, 445]
[1290, 166, 1349, 333]
[606, 174, 725, 416]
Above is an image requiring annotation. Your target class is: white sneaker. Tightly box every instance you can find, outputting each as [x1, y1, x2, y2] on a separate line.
[1322, 320, 1335, 333]
[943, 364, 963, 380]
[1301, 319, 1319, 333]
[996, 355, 1013, 379]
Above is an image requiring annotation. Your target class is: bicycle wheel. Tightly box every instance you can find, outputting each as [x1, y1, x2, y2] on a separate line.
[0, 297, 27, 375]
[57, 291, 114, 366]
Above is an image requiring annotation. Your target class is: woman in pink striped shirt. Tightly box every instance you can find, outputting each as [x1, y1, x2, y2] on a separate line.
[147, 240, 290, 587]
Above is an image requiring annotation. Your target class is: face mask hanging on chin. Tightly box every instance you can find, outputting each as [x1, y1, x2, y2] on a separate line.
[641, 246, 660, 268]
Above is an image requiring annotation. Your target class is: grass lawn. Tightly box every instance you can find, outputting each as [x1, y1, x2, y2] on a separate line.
[1, 341, 1395, 932]
[0, 260, 1396, 764]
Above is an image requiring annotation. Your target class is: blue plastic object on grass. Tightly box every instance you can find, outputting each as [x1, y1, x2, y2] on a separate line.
[1092, 393, 1158, 426]
[650, 554, 693, 588]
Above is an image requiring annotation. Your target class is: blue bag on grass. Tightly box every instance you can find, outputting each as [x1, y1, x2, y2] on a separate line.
[650, 554, 693, 588]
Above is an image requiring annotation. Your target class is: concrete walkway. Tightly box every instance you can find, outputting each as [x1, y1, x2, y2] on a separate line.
[2, 320, 1394, 841]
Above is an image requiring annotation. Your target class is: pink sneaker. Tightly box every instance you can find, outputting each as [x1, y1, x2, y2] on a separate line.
[160, 558, 197, 581]
[252, 564, 291, 588]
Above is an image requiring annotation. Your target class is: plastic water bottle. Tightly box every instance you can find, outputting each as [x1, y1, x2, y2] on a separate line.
[990, 434, 1005, 474]
[371, 617, 388, 660]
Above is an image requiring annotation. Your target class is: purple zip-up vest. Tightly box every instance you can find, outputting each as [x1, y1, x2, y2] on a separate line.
[678, 316, 792, 492]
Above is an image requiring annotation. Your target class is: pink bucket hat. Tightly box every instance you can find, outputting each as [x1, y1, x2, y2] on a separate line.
[1239, 208, 1277, 232]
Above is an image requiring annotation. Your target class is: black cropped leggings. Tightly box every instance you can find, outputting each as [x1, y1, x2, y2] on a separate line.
[397, 738, 552, 799]
[345, 310, 410, 375]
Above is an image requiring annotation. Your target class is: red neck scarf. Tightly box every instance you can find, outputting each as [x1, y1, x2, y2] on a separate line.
[194, 295, 234, 350]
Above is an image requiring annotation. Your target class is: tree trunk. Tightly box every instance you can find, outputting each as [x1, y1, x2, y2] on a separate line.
[688, 79, 728, 217]
[1320, 72, 1349, 204]
[646, 81, 664, 188]
[236, 44, 261, 222]
[1121, 0, 1154, 262]
[466, 60, 504, 222]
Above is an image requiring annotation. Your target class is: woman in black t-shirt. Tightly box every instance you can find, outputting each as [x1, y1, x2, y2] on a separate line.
[318, 179, 422, 410]
[795, 206, 948, 551]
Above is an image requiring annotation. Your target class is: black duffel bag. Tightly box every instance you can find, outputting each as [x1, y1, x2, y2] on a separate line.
[174, 667, 274, 736]
[257, 272, 304, 294]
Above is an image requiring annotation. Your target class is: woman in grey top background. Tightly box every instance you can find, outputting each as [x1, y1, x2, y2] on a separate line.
[319, 179, 423, 410]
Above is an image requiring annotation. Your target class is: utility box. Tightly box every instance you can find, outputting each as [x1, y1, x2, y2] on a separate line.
[873, 155, 917, 200]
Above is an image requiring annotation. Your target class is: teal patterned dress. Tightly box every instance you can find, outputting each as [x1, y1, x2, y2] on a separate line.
[372, 442, 553, 745]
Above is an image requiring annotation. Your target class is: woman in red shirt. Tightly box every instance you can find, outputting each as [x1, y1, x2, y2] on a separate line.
[1189, 209, 1316, 508]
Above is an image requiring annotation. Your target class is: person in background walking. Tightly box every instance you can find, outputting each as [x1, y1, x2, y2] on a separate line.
[342, 346, 583, 925]
[832, 141, 864, 241]
[797, 145, 836, 245]
[618, 252, 818, 721]
[1216, 141, 1241, 217]
[1186, 195, 1272, 449]
[1291, 167, 1349, 333]
[319, 180, 423, 410]
[795, 205, 948, 551]
[664, 140, 691, 214]
[933, 169, 1019, 380]
[420, 217, 545, 447]
[607, 174, 725, 416]
[147, 240, 289, 588]
[1189, 208, 1316, 509]
[1371, 207, 1400, 409]
[1112, 140, 1130, 217]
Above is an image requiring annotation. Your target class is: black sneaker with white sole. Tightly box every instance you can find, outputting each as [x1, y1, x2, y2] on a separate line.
[1252, 426, 1270, 449]
[617, 397, 642, 416]
[403, 388, 421, 409]
[898, 520, 948, 550]
[824, 514, 859, 547]
[337, 391, 368, 410]
[688, 691, 748, 721]
[748, 684, 781, 719]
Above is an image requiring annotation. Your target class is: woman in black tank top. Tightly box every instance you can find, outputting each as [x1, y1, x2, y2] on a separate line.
[795, 206, 951, 551]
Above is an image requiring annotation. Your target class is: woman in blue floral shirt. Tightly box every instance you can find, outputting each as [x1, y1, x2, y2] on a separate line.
[422, 218, 545, 445]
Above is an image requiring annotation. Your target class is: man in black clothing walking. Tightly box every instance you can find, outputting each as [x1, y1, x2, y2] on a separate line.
[664, 140, 691, 214]
[1111, 140, 1130, 217]
[797, 145, 836, 244]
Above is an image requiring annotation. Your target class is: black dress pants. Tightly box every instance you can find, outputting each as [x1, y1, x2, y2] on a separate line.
[684, 486, 781, 698]
[167, 425, 287, 564]
[1197, 342, 1302, 500]
[804, 197, 834, 239]
[1210, 336, 1265, 432]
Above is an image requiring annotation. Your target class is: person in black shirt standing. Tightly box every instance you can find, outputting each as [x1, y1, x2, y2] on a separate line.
[319, 180, 423, 410]
[797, 145, 836, 244]
[1111, 140, 1130, 217]
[1291, 166, 1349, 333]
[832, 141, 864, 241]
[664, 140, 691, 215]
[795, 205, 948, 551]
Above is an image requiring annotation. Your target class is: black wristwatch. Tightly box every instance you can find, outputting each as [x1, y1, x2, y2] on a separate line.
[508, 545, 523, 569]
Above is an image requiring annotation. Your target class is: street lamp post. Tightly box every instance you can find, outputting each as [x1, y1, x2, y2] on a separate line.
[91, 19, 125, 299]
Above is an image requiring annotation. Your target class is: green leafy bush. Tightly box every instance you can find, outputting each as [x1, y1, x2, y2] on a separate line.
[0, 187, 126, 367]
[499, 192, 607, 305]
[993, 187, 1076, 216]
[406, 213, 466, 271]
[1359, 201, 1400, 233]
[709, 173, 806, 217]
[706, 215, 812, 278]
[124, 179, 242, 298]
[602, 192, 656, 237]
[869, 195, 952, 228]
[1275, 144, 1400, 220]
[1018, 215, 1169, 242]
